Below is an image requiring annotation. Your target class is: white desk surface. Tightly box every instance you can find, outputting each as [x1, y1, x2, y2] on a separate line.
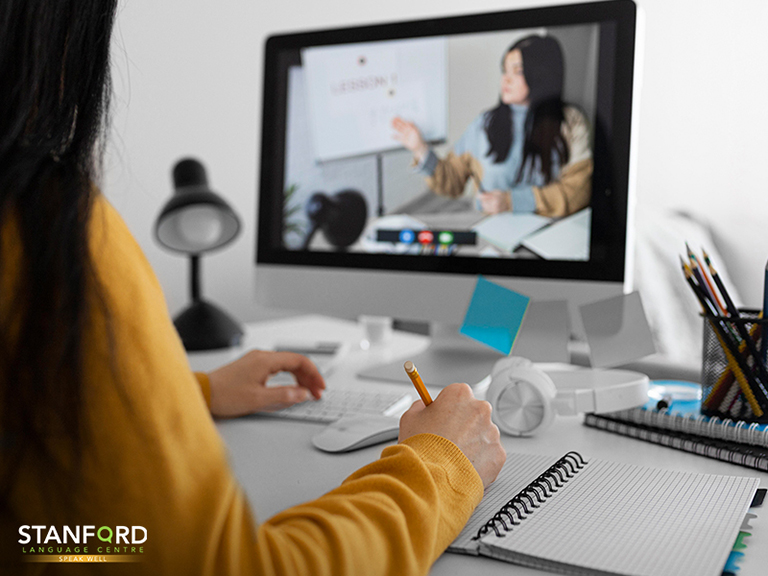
[188, 314, 767, 576]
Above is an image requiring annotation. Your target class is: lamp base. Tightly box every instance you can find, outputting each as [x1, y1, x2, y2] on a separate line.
[173, 300, 244, 351]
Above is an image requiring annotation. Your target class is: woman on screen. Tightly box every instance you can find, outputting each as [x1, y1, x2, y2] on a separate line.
[392, 35, 592, 218]
[0, 1, 505, 572]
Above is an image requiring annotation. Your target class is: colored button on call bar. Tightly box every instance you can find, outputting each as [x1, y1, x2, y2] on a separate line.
[376, 229, 477, 246]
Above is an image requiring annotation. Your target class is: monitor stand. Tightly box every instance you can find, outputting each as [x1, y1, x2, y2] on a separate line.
[357, 323, 504, 387]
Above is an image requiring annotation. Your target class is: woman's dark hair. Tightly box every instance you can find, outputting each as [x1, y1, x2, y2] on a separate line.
[0, 0, 118, 516]
[484, 35, 569, 184]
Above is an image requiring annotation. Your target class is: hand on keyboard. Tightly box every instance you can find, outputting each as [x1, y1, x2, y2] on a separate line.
[206, 350, 326, 418]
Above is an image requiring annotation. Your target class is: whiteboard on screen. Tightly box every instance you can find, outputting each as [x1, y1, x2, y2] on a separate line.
[302, 38, 448, 162]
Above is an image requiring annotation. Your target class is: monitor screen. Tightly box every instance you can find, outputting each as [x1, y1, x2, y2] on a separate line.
[257, 0, 637, 285]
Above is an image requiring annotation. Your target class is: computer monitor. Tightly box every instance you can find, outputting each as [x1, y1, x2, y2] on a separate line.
[256, 0, 641, 385]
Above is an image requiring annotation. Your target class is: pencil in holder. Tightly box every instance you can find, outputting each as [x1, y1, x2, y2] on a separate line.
[701, 309, 768, 423]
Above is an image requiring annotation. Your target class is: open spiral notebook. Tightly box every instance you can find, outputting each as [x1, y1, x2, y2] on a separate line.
[449, 451, 759, 576]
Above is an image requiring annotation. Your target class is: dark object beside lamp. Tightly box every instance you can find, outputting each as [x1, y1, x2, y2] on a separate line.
[301, 190, 368, 250]
[155, 158, 244, 351]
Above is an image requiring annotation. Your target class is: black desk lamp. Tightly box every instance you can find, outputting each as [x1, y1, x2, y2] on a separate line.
[301, 190, 367, 250]
[155, 158, 244, 351]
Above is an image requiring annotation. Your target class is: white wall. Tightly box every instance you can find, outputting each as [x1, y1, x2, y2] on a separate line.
[105, 0, 768, 324]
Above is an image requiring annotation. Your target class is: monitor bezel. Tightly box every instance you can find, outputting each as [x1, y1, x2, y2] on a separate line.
[257, 0, 637, 284]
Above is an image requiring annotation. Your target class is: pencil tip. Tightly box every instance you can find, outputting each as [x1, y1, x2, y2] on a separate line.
[685, 242, 699, 266]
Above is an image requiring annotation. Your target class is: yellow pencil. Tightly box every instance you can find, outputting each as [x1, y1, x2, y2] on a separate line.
[404, 361, 432, 406]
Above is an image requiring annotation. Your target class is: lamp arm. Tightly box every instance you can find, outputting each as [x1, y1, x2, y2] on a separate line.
[190, 254, 202, 303]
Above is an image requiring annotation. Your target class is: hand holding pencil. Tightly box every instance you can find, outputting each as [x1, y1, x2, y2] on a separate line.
[399, 362, 506, 488]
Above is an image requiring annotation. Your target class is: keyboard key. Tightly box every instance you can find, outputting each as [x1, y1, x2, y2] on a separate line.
[257, 388, 412, 423]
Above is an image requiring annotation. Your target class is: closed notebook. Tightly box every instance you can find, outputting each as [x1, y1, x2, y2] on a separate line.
[583, 413, 768, 472]
[449, 451, 758, 576]
[603, 397, 768, 448]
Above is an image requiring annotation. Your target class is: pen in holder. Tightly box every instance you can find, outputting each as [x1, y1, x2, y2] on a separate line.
[701, 309, 768, 423]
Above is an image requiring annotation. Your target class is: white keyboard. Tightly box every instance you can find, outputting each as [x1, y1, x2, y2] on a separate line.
[273, 341, 350, 377]
[259, 388, 413, 423]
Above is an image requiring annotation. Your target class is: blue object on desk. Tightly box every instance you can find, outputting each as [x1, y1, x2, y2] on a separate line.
[647, 380, 768, 436]
[459, 276, 530, 355]
[648, 380, 702, 411]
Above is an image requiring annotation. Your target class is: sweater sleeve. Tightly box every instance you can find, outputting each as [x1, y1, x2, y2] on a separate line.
[55, 195, 485, 575]
[531, 106, 593, 217]
[195, 372, 212, 408]
[417, 115, 485, 199]
[423, 151, 484, 199]
[246, 434, 484, 575]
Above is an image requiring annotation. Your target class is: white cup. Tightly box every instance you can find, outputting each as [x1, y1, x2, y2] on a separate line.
[358, 315, 393, 349]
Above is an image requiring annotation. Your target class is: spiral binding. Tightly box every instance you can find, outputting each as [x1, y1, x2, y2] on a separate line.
[620, 405, 768, 447]
[472, 451, 588, 541]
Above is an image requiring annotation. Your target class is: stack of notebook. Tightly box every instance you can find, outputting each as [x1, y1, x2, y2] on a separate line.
[584, 394, 768, 471]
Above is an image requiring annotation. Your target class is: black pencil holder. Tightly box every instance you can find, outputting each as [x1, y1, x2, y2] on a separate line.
[701, 309, 768, 424]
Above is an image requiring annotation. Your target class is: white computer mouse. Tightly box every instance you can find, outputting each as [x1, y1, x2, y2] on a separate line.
[312, 415, 400, 453]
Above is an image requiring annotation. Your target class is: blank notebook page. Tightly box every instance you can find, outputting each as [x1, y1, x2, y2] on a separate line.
[450, 453, 555, 553]
[479, 459, 759, 576]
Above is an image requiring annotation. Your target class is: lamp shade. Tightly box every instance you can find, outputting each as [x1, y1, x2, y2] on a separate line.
[153, 158, 244, 351]
[155, 159, 240, 254]
[302, 189, 368, 250]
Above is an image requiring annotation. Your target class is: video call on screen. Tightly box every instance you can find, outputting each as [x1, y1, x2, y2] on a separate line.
[279, 24, 601, 262]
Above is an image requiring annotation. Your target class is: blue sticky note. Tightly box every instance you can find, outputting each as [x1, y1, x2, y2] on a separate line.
[459, 276, 530, 354]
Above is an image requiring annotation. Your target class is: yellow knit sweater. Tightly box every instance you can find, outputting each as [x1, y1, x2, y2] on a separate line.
[2, 195, 484, 575]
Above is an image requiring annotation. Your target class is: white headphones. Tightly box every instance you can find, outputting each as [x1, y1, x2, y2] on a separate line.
[486, 357, 649, 436]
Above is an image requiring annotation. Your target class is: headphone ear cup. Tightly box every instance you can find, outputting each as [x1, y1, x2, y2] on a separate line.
[487, 357, 557, 437]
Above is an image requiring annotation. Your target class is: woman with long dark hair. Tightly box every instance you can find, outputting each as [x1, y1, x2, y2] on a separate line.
[0, 1, 505, 573]
[393, 35, 592, 217]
